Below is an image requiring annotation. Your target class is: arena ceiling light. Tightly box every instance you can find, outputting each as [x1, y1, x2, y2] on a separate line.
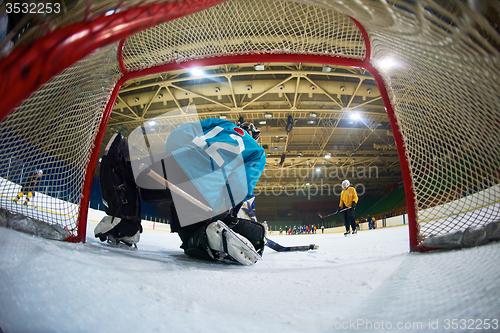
[264, 113, 272, 118]
[148, 120, 156, 126]
[377, 57, 398, 69]
[190, 67, 205, 76]
[254, 64, 265, 71]
[322, 66, 332, 72]
[350, 112, 361, 121]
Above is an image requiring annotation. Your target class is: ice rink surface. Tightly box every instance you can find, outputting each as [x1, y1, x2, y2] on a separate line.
[1, 220, 499, 332]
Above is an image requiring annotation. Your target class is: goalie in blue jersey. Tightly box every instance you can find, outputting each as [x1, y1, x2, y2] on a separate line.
[95, 117, 267, 265]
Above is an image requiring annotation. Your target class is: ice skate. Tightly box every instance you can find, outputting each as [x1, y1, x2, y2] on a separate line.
[206, 220, 261, 265]
[344, 231, 350, 236]
[352, 230, 357, 235]
[106, 234, 139, 249]
[95, 216, 140, 249]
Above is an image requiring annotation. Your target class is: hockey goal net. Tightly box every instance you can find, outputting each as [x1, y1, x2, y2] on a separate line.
[0, 0, 498, 250]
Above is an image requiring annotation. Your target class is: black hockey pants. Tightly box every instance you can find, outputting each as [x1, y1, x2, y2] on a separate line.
[342, 208, 357, 232]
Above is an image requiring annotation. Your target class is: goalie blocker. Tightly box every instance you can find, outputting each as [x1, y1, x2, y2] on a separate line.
[95, 132, 266, 265]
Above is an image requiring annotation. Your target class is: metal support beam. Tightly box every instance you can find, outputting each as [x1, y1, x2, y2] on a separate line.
[116, 95, 140, 119]
[293, 76, 301, 108]
[303, 76, 343, 108]
[346, 78, 364, 109]
[242, 75, 295, 109]
[226, 75, 238, 109]
[166, 86, 182, 110]
[142, 86, 163, 118]
[170, 84, 231, 110]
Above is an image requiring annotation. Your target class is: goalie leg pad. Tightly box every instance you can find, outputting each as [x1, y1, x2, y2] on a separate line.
[100, 132, 141, 222]
[181, 220, 262, 265]
[206, 220, 261, 265]
[94, 215, 120, 237]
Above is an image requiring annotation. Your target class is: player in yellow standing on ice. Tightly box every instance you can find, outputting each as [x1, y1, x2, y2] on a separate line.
[337, 179, 359, 236]
[14, 169, 43, 205]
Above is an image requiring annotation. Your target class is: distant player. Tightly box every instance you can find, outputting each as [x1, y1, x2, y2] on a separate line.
[337, 179, 358, 236]
[95, 118, 267, 265]
[14, 169, 43, 205]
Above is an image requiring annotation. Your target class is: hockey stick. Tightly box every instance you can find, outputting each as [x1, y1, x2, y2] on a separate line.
[318, 206, 351, 219]
[140, 166, 213, 213]
[265, 237, 318, 252]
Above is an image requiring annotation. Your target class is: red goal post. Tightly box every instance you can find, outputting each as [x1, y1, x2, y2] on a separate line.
[0, 0, 498, 251]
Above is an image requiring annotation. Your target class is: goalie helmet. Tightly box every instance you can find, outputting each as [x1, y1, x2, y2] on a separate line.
[238, 121, 261, 141]
[342, 179, 350, 190]
[36, 169, 43, 176]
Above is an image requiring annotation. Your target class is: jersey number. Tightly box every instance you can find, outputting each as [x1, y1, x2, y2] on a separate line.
[192, 126, 245, 167]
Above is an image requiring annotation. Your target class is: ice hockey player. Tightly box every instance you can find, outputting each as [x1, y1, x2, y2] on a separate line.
[95, 118, 267, 265]
[14, 169, 43, 205]
[337, 179, 359, 236]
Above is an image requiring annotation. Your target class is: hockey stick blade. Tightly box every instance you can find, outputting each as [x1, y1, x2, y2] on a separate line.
[265, 238, 318, 252]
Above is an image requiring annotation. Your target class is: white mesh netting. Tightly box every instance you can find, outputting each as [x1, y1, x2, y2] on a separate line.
[122, 0, 365, 71]
[0, 43, 122, 239]
[346, 0, 500, 246]
[0, 0, 498, 249]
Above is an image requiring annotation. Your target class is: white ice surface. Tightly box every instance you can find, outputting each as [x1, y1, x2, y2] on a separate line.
[1, 222, 499, 333]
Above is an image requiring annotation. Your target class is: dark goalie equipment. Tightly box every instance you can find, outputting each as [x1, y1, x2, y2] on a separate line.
[182, 217, 266, 263]
[228, 218, 266, 255]
[99, 132, 142, 237]
[238, 121, 261, 140]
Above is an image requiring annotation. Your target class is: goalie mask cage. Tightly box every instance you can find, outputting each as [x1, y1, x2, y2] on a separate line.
[0, 0, 498, 250]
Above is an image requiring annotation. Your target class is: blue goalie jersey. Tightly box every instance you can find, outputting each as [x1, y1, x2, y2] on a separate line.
[165, 118, 266, 213]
